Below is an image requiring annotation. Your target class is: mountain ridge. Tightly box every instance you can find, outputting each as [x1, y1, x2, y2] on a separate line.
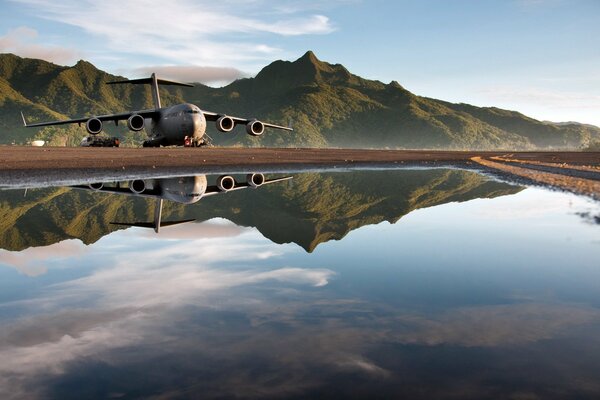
[1, 51, 598, 149]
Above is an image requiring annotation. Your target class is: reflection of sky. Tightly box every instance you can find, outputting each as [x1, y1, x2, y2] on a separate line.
[0, 188, 599, 399]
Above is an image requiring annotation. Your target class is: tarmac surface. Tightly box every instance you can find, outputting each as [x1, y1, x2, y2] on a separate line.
[1, 146, 599, 196]
[0, 146, 598, 170]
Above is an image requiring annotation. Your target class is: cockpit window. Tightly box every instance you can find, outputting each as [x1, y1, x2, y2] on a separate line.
[187, 110, 201, 114]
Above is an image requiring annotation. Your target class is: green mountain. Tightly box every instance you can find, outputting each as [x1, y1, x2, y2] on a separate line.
[1, 51, 598, 148]
[0, 169, 521, 252]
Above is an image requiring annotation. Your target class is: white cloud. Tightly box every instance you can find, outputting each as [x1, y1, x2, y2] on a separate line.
[480, 86, 600, 111]
[133, 65, 247, 85]
[0, 26, 81, 65]
[477, 85, 600, 126]
[9, 0, 336, 72]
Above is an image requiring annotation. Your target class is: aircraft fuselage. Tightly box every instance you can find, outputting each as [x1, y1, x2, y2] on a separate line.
[145, 103, 207, 147]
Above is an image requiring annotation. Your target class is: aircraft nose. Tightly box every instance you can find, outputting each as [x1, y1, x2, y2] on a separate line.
[192, 113, 206, 138]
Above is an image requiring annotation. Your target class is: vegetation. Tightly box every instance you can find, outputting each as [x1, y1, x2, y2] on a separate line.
[1, 51, 599, 149]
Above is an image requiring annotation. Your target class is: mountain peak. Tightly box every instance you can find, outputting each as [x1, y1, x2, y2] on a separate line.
[298, 50, 320, 64]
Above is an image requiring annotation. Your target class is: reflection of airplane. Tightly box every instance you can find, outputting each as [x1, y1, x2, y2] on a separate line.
[21, 73, 292, 147]
[72, 173, 292, 232]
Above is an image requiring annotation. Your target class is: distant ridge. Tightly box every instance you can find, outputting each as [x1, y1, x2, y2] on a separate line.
[1, 51, 598, 149]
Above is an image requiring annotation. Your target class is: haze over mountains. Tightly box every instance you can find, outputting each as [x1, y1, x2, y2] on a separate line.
[1, 51, 598, 149]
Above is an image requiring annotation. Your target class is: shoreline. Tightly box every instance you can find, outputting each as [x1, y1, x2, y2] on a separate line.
[0, 147, 599, 197]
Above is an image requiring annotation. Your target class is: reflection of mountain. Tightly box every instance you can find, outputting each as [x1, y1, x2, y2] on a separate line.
[0, 169, 521, 252]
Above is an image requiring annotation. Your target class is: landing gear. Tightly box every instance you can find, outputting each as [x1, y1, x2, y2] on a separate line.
[184, 136, 213, 147]
[142, 140, 161, 147]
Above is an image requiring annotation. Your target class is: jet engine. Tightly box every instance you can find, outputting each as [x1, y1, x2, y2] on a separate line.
[247, 173, 265, 188]
[246, 120, 264, 136]
[88, 182, 104, 190]
[86, 117, 103, 135]
[216, 116, 235, 132]
[217, 175, 235, 192]
[127, 114, 145, 131]
[130, 179, 146, 194]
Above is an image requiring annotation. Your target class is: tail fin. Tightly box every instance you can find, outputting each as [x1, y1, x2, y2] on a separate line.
[106, 73, 193, 109]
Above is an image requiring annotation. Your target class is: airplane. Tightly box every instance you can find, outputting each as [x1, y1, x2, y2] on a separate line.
[21, 73, 292, 147]
[72, 173, 292, 232]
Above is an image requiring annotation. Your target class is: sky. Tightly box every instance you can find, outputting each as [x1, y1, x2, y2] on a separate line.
[0, 0, 598, 125]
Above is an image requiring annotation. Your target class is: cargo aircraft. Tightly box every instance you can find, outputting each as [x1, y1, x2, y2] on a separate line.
[21, 73, 292, 147]
[73, 173, 292, 232]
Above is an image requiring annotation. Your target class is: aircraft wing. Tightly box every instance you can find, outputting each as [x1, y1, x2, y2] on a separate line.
[21, 109, 160, 128]
[202, 111, 293, 131]
[203, 176, 293, 197]
[70, 184, 162, 199]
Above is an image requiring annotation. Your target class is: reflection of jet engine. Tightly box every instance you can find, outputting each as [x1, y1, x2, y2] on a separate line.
[86, 118, 103, 135]
[217, 175, 235, 192]
[127, 114, 145, 131]
[247, 173, 265, 188]
[246, 120, 264, 136]
[216, 116, 235, 132]
[130, 180, 146, 194]
[88, 182, 104, 190]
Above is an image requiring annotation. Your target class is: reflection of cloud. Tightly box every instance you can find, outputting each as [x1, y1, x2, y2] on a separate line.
[0, 308, 136, 348]
[0, 26, 81, 64]
[336, 356, 390, 377]
[0, 239, 87, 277]
[472, 188, 597, 220]
[3, 217, 598, 398]
[139, 218, 251, 240]
[0, 222, 337, 398]
[392, 303, 600, 347]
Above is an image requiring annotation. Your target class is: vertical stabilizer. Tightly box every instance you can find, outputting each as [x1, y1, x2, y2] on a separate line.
[106, 74, 194, 110]
[150, 73, 161, 109]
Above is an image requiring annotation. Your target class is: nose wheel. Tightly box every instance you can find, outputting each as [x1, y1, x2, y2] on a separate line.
[185, 136, 213, 147]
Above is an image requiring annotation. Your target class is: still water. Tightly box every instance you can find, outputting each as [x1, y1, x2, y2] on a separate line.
[0, 169, 599, 399]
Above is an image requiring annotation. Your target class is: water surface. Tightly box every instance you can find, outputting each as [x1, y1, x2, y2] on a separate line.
[0, 169, 599, 399]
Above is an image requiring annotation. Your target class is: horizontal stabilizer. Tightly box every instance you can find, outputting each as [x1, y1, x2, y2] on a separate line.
[106, 77, 193, 87]
[111, 219, 196, 231]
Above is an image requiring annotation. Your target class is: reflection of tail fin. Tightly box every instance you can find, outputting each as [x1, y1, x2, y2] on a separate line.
[111, 199, 194, 233]
[106, 73, 193, 109]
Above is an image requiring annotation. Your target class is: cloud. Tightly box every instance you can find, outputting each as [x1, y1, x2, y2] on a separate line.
[133, 65, 247, 85]
[479, 86, 600, 111]
[0, 26, 81, 65]
[477, 85, 600, 126]
[9, 0, 336, 71]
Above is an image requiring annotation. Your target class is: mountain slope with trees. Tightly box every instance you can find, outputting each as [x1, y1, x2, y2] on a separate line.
[1, 51, 598, 149]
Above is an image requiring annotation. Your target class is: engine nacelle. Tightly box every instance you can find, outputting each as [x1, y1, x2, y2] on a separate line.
[86, 117, 103, 135]
[130, 179, 146, 194]
[247, 173, 265, 188]
[127, 114, 145, 131]
[216, 116, 235, 132]
[88, 182, 104, 190]
[217, 175, 235, 192]
[246, 120, 264, 136]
